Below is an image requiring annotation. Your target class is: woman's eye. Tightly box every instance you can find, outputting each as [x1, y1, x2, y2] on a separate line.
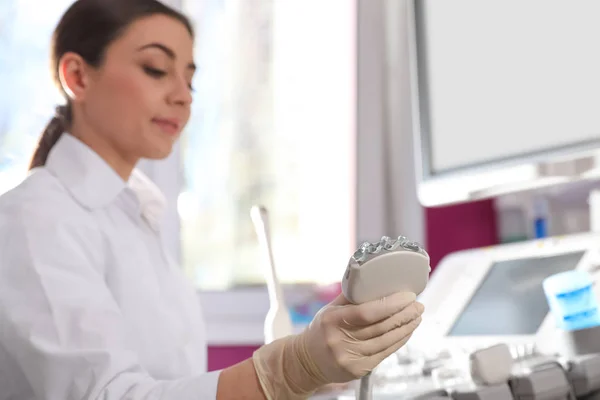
[143, 66, 167, 78]
[144, 65, 195, 92]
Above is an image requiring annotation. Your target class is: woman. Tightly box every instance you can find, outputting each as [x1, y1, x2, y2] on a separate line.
[0, 0, 424, 399]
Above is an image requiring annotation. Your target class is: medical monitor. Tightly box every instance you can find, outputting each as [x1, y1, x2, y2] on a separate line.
[415, 234, 598, 350]
[409, 0, 600, 206]
[448, 251, 584, 336]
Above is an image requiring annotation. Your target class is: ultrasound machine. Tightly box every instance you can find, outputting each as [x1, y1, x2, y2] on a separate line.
[314, 0, 600, 398]
[316, 233, 600, 400]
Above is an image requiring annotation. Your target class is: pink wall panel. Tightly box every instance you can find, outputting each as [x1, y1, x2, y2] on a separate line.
[207, 345, 259, 372]
[425, 199, 498, 270]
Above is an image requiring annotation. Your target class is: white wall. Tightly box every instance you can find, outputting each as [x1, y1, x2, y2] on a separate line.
[357, 0, 424, 245]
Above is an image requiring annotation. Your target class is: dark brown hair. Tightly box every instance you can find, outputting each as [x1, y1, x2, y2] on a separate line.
[29, 0, 194, 170]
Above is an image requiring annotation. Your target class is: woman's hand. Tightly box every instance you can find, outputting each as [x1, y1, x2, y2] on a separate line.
[252, 292, 424, 399]
[300, 292, 424, 382]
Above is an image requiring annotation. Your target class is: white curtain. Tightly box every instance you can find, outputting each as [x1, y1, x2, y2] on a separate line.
[356, 0, 425, 246]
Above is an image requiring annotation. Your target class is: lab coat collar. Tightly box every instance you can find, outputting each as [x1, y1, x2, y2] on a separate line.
[45, 133, 126, 209]
[128, 169, 167, 231]
[44, 133, 167, 229]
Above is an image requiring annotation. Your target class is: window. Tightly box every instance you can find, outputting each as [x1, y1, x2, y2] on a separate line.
[0, 0, 356, 296]
[0, 1, 72, 194]
[180, 0, 356, 291]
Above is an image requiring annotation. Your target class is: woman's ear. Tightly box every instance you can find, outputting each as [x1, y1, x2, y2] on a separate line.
[57, 52, 92, 102]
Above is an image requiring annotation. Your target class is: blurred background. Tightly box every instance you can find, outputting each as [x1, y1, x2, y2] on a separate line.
[3, 0, 600, 374]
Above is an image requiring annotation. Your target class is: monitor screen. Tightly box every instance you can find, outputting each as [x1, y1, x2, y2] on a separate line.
[415, 0, 600, 175]
[448, 251, 585, 336]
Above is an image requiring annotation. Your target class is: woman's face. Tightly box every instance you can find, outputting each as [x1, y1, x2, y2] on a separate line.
[67, 14, 195, 164]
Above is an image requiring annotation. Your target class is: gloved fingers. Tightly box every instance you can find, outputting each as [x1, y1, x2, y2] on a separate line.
[360, 316, 422, 356]
[344, 302, 424, 340]
[330, 293, 352, 306]
[340, 292, 417, 327]
[368, 330, 416, 366]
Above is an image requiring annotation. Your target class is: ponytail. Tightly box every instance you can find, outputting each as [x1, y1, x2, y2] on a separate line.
[29, 104, 72, 170]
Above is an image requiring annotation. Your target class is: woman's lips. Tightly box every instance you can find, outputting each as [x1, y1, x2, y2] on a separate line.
[152, 118, 180, 135]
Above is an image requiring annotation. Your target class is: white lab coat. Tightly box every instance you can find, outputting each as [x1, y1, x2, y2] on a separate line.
[0, 134, 221, 399]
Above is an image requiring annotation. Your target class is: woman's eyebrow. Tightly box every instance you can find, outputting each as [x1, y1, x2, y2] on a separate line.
[137, 42, 196, 70]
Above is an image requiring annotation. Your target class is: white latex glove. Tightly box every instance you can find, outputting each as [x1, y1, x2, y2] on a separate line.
[253, 292, 424, 399]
